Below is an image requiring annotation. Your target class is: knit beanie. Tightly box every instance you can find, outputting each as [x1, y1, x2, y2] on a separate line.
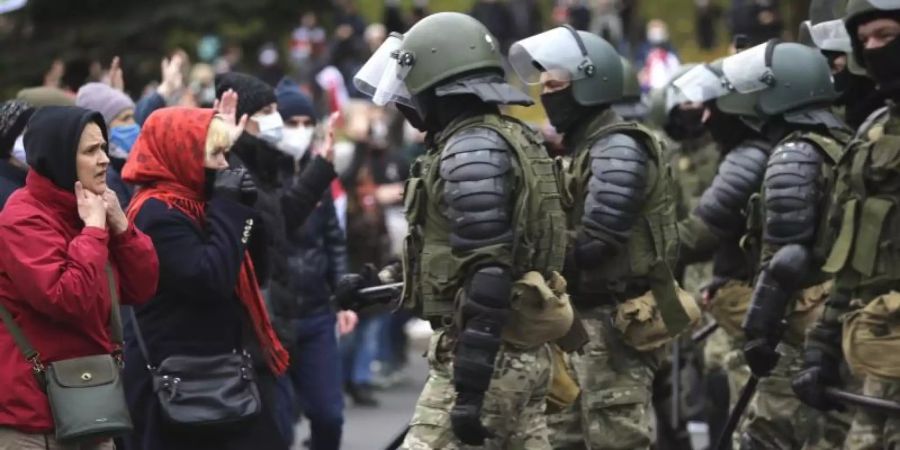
[215, 72, 276, 119]
[0, 101, 34, 159]
[75, 82, 136, 126]
[275, 77, 317, 123]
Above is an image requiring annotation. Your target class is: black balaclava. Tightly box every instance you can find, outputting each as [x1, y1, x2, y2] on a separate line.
[540, 86, 596, 134]
[704, 103, 758, 150]
[24, 106, 107, 190]
[665, 107, 707, 142]
[864, 35, 900, 101]
[398, 90, 498, 134]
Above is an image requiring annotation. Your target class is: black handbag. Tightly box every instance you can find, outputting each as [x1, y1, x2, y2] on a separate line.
[130, 308, 262, 428]
[0, 265, 132, 444]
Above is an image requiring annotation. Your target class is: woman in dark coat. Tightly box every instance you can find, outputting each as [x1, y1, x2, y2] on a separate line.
[120, 104, 289, 450]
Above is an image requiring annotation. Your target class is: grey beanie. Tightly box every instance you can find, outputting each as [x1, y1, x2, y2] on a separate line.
[75, 82, 135, 126]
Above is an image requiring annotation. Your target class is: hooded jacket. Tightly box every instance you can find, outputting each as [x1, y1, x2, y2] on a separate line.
[0, 106, 158, 433]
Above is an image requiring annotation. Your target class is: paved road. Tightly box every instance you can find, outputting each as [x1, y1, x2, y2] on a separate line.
[293, 340, 429, 450]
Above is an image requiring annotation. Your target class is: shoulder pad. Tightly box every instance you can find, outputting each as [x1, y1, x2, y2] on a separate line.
[589, 132, 650, 162]
[440, 126, 512, 182]
[769, 140, 825, 166]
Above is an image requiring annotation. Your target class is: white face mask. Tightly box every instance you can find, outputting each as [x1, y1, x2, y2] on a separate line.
[11, 134, 26, 165]
[648, 27, 669, 45]
[278, 125, 315, 160]
[252, 112, 284, 144]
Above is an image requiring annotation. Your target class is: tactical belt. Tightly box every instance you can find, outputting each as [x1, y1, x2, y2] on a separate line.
[571, 283, 650, 310]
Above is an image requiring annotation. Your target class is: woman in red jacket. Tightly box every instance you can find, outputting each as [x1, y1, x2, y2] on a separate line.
[0, 106, 159, 450]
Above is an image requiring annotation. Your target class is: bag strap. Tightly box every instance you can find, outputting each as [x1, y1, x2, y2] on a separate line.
[0, 263, 124, 372]
[128, 305, 155, 370]
[0, 300, 42, 371]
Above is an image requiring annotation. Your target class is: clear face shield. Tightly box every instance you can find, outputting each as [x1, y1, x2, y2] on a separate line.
[809, 19, 852, 53]
[671, 41, 777, 104]
[869, 0, 900, 9]
[353, 33, 418, 111]
[508, 26, 596, 85]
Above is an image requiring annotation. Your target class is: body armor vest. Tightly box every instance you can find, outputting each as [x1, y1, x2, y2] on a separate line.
[400, 114, 568, 322]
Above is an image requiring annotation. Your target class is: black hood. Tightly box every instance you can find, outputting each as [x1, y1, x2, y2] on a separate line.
[24, 106, 107, 191]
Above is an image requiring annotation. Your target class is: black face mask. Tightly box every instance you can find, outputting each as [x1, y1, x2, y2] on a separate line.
[864, 36, 900, 100]
[396, 103, 429, 133]
[833, 67, 849, 96]
[541, 87, 590, 134]
[704, 106, 754, 150]
[204, 168, 217, 200]
[664, 107, 706, 141]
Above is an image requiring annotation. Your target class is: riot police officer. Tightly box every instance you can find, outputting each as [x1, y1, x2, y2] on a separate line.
[793, 1, 900, 448]
[509, 28, 698, 450]
[353, 12, 571, 449]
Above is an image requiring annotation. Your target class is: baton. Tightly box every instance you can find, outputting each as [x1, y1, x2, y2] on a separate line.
[358, 282, 403, 301]
[692, 321, 719, 342]
[825, 387, 900, 415]
[714, 375, 759, 450]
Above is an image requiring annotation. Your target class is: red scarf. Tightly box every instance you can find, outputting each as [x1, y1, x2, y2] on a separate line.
[122, 107, 288, 375]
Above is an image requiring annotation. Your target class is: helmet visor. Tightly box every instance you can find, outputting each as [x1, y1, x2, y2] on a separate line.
[721, 42, 777, 94]
[809, 19, 852, 52]
[509, 27, 595, 84]
[353, 33, 416, 108]
[869, 0, 900, 9]
[671, 63, 731, 103]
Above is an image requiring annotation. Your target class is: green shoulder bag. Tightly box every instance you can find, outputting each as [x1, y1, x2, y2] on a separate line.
[0, 264, 132, 443]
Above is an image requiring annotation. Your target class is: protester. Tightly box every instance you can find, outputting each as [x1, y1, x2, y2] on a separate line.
[269, 77, 357, 450]
[76, 82, 138, 207]
[0, 101, 33, 209]
[120, 102, 289, 450]
[0, 106, 159, 449]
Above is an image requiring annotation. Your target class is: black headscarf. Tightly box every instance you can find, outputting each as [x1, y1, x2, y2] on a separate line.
[24, 106, 107, 190]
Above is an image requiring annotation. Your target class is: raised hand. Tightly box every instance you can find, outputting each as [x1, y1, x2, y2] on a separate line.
[314, 111, 341, 163]
[213, 89, 248, 142]
[157, 53, 185, 99]
[75, 181, 107, 230]
[103, 189, 128, 235]
[106, 56, 125, 91]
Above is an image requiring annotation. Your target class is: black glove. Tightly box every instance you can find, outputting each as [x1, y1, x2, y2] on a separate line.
[450, 391, 494, 446]
[792, 348, 845, 412]
[333, 264, 379, 311]
[214, 168, 257, 206]
[743, 337, 781, 378]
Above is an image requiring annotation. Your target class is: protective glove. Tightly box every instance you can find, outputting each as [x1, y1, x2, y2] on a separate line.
[450, 391, 494, 446]
[333, 263, 379, 311]
[743, 337, 781, 378]
[792, 348, 845, 412]
[214, 168, 257, 206]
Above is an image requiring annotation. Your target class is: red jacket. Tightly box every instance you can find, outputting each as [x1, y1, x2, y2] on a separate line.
[0, 171, 159, 433]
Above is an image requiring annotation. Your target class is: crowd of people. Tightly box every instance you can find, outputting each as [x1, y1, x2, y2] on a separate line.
[1, 1, 900, 450]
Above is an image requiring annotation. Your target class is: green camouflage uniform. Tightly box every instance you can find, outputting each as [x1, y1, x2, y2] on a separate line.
[548, 108, 684, 450]
[740, 128, 854, 450]
[404, 331, 552, 450]
[820, 106, 900, 450]
[400, 113, 568, 450]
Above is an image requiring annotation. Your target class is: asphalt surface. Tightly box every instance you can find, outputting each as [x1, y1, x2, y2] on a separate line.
[293, 340, 429, 450]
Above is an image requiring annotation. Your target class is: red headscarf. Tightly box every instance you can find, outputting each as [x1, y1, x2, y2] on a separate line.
[122, 107, 288, 375]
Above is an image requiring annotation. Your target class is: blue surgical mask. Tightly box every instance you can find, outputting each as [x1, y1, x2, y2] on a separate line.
[109, 124, 141, 158]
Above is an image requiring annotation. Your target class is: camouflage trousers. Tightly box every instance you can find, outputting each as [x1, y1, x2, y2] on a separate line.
[401, 329, 553, 450]
[547, 309, 660, 450]
[740, 343, 852, 450]
[702, 326, 751, 448]
[844, 375, 900, 450]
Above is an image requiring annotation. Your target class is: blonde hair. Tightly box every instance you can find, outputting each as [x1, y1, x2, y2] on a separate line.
[205, 116, 233, 157]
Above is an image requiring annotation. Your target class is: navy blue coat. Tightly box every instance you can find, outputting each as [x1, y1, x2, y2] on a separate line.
[122, 197, 286, 450]
[0, 160, 25, 210]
